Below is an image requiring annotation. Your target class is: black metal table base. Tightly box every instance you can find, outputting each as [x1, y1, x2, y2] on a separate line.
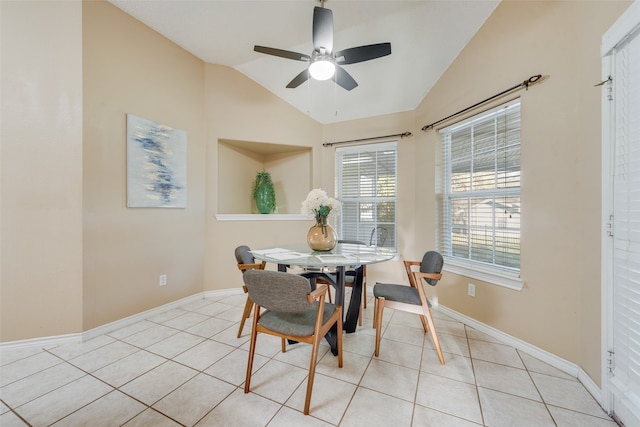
[293, 265, 364, 356]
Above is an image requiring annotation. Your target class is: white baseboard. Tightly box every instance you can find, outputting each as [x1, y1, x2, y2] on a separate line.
[0, 290, 245, 352]
[437, 305, 603, 407]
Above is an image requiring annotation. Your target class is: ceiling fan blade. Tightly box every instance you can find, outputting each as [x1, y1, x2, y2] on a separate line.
[335, 43, 391, 65]
[254, 45, 310, 61]
[286, 68, 310, 89]
[333, 66, 358, 91]
[313, 6, 333, 53]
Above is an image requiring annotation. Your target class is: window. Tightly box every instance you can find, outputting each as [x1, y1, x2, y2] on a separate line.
[336, 142, 397, 248]
[440, 100, 522, 289]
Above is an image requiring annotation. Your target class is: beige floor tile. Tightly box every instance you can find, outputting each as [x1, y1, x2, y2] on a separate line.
[416, 372, 483, 424]
[50, 390, 145, 427]
[434, 319, 467, 338]
[473, 359, 541, 401]
[173, 339, 235, 371]
[153, 373, 236, 426]
[14, 375, 112, 426]
[146, 308, 188, 324]
[0, 351, 63, 387]
[162, 311, 211, 330]
[420, 351, 475, 384]
[120, 360, 197, 405]
[146, 331, 204, 359]
[478, 387, 555, 427]
[185, 317, 235, 338]
[268, 406, 334, 427]
[121, 324, 179, 348]
[316, 349, 369, 385]
[92, 350, 165, 388]
[286, 373, 356, 424]
[519, 350, 576, 380]
[246, 359, 308, 404]
[468, 339, 523, 368]
[46, 335, 115, 360]
[374, 339, 423, 370]
[272, 340, 331, 370]
[0, 410, 28, 426]
[123, 408, 182, 426]
[69, 340, 139, 373]
[465, 326, 506, 344]
[412, 404, 483, 427]
[547, 405, 619, 426]
[195, 388, 281, 426]
[0, 361, 85, 407]
[380, 323, 425, 347]
[531, 372, 611, 420]
[360, 358, 419, 401]
[340, 387, 414, 427]
[425, 332, 470, 358]
[106, 320, 156, 340]
[204, 348, 269, 386]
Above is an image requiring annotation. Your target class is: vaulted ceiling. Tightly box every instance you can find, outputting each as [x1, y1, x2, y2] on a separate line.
[110, 0, 500, 124]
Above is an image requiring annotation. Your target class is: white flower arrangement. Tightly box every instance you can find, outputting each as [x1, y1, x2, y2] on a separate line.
[301, 188, 341, 218]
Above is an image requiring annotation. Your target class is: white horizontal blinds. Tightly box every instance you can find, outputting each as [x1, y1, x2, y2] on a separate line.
[336, 142, 397, 247]
[441, 99, 521, 271]
[611, 26, 640, 410]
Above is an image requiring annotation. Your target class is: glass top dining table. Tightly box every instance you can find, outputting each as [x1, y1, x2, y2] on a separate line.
[251, 242, 396, 355]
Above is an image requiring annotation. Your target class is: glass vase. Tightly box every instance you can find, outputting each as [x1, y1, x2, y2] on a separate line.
[307, 216, 337, 251]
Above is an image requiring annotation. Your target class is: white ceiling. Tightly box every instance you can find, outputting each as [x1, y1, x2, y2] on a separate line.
[109, 0, 500, 124]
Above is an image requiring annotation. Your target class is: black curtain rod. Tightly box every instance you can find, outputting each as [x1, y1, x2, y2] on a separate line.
[421, 74, 542, 132]
[323, 131, 412, 147]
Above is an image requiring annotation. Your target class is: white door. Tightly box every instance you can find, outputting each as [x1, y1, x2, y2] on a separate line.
[602, 2, 640, 425]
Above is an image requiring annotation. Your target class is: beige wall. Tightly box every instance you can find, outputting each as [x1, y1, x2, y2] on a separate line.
[0, 0, 632, 389]
[203, 64, 322, 292]
[81, 1, 206, 329]
[414, 0, 630, 385]
[1, 1, 84, 341]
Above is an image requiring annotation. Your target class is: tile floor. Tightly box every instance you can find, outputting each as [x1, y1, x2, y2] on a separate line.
[0, 289, 618, 426]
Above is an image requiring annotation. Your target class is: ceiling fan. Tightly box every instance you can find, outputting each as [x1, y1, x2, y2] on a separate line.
[253, 1, 391, 91]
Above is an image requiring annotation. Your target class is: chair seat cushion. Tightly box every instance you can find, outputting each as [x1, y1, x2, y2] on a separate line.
[374, 283, 421, 305]
[259, 302, 339, 336]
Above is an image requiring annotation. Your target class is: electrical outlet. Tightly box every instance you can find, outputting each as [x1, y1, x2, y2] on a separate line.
[468, 283, 476, 297]
[159, 274, 167, 286]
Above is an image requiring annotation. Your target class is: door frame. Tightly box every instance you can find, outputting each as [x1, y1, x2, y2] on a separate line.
[601, 0, 640, 421]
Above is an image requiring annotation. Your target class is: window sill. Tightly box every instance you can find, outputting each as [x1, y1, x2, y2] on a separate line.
[443, 256, 524, 291]
[216, 214, 310, 221]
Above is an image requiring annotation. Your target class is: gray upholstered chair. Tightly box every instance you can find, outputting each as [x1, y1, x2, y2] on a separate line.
[242, 269, 342, 415]
[373, 251, 445, 364]
[235, 245, 266, 338]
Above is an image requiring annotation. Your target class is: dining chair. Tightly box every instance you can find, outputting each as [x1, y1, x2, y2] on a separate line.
[235, 245, 266, 338]
[316, 239, 367, 325]
[242, 269, 343, 415]
[373, 250, 445, 364]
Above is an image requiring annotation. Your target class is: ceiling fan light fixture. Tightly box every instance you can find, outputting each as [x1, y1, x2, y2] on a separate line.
[309, 56, 335, 80]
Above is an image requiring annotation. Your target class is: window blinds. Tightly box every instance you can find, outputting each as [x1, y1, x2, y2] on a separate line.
[609, 24, 640, 416]
[336, 142, 397, 247]
[440, 99, 521, 271]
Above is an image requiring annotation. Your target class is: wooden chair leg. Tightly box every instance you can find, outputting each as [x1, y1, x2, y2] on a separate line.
[304, 336, 321, 415]
[237, 297, 254, 338]
[244, 305, 260, 393]
[363, 282, 367, 309]
[374, 297, 385, 357]
[423, 306, 445, 365]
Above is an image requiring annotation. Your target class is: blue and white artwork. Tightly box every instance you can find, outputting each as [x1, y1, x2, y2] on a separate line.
[127, 114, 187, 208]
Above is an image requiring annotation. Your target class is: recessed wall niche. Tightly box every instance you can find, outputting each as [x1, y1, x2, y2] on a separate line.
[217, 139, 312, 215]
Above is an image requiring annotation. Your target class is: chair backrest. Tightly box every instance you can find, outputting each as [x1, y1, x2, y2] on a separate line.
[235, 245, 255, 265]
[243, 270, 312, 313]
[369, 227, 388, 246]
[420, 251, 444, 286]
[338, 239, 367, 245]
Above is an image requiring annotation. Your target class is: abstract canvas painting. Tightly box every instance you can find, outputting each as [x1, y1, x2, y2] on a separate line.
[127, 114, 187, 208]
